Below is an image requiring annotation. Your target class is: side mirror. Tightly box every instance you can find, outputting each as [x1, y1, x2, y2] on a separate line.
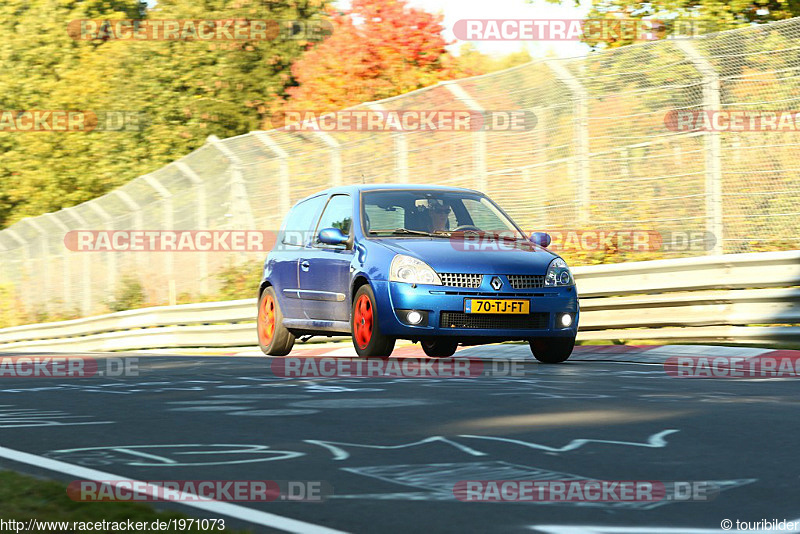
[530, 232, 551, 248]
[318, 227, 348, 246]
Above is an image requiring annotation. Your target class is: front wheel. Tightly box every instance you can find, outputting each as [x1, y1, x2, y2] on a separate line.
[421, 338, 458, 358]
[257, 287, 295, 356]
[351, 285, 395, 358]
[528, 336, 575, 363]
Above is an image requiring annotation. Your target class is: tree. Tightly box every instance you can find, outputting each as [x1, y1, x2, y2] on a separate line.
[283, 0, 454, 113]
[449, 44, 532, 78]
[0, 0, 328, 228]
[0, 0, 145, 224]
[538, 0, 800, 50]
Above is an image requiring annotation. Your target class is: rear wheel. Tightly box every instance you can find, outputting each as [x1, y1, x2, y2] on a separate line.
[421, 338, 458, 358]
[528, 336, 575, 363]
[257, 287, 295, 356]
[351, 285, 395, 358]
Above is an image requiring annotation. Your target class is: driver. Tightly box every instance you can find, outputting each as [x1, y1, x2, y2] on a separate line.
[421, 198, 452, 233]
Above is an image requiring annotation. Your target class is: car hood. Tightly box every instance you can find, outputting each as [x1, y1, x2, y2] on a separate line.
[373, 237, 558, 274]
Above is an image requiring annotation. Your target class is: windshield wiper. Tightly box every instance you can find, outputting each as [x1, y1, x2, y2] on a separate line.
[493, 233, 526, 242]
[369, 228, 434, 236]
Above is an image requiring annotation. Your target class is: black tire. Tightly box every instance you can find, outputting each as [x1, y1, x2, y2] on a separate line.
[257, 286, 295, 356]
[528, 336, 575, 363]
[421, 338, 458, 358]
[351, 285, 395, 358]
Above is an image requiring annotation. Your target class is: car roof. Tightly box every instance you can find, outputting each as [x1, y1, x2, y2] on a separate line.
[295, 184, 481, 204]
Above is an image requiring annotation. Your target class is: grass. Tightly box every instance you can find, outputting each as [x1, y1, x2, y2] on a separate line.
[0, 470, 250, 532]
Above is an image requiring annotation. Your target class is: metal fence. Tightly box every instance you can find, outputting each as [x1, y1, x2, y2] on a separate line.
[1, 18, 799, 322]
[2, 250, 798, 351]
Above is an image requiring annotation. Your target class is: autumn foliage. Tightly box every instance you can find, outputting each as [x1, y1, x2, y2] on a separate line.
[284, 0, 455, 112]
[0, 0, 528, 229]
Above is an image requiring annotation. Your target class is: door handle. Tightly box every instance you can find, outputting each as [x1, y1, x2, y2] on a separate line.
[300, 261, 310, 271]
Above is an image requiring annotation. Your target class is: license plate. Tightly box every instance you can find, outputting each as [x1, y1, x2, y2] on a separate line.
[464, 299, 529, 314]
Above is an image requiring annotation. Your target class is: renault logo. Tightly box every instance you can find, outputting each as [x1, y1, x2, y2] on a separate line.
[490, 276, 503, 290]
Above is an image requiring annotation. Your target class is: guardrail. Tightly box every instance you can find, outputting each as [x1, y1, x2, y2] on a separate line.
[1, 251, 798, 352]
[574, 250, 800, 345]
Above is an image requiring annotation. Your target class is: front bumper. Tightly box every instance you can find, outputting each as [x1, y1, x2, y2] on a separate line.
[372, 279, 579, 340]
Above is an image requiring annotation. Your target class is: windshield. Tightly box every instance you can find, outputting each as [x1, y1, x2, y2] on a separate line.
[361, 190, 525, 239]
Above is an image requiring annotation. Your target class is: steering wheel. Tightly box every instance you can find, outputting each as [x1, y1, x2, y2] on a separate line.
[453, 225, 481, 233]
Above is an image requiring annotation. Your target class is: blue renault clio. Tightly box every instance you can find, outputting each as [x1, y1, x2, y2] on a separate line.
[257, 185, 579, 362]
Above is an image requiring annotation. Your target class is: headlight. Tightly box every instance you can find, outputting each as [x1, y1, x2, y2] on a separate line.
[544, 258, 574, 287]
[390, 254, 442, 285]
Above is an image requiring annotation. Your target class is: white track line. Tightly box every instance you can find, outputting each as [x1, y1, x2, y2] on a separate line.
[0, 445, 348, 534]
[531, 521, 800, 533]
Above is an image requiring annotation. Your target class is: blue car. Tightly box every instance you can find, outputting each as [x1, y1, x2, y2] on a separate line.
[257, 185, 579, 362]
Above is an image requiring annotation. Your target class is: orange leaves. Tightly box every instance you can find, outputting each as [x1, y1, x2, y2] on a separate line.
[285, 0, 450, 111]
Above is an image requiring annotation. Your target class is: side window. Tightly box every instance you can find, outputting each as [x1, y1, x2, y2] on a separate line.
[315, 195, 352, 244]
[280, 196, 325, 246]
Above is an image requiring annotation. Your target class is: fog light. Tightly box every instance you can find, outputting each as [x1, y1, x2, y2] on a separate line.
[407, 311, 423, 325]
[560, 313, 573, 327]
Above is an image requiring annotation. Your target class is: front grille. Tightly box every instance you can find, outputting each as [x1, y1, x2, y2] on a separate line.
[437, 291, 544, 297]
[440, 311, 549, 330]
[506, 274, 546, 289]
[439, 273, 483, 288]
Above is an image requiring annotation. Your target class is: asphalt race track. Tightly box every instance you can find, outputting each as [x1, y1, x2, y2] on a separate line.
[0, 344, 798, 534]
